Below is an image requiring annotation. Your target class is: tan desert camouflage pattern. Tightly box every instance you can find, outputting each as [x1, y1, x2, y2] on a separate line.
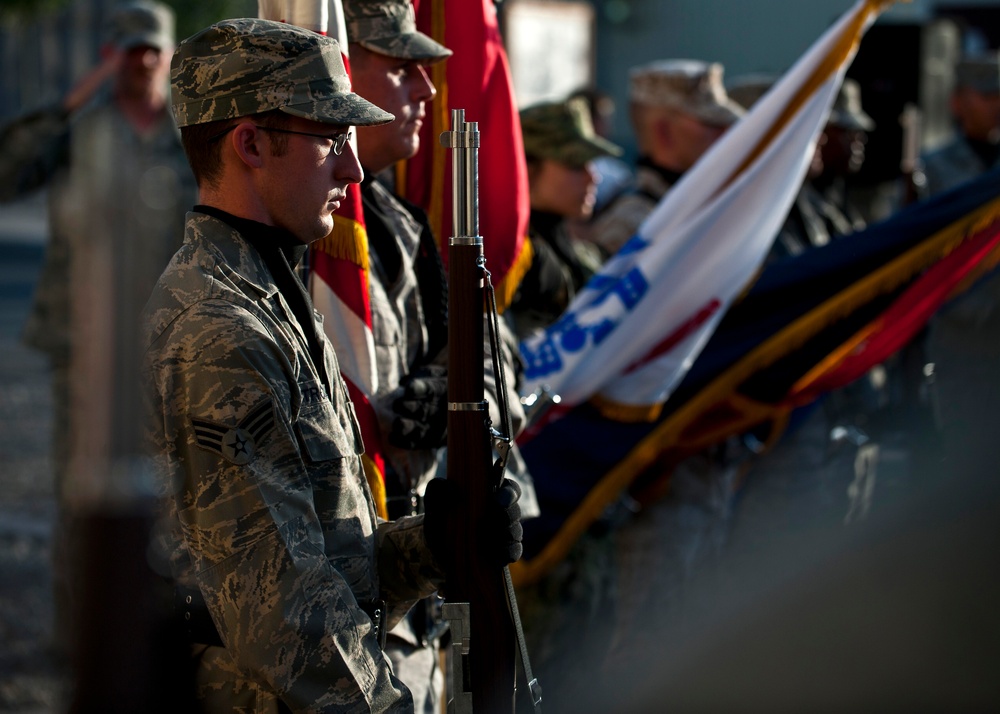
[143, 213, 445, 712]
[344, 0, 451, 63]
[520, 97, 623, 169]
[629, 59, 744, 128]
[170, 18, 395, 128]
[583, 164, 675, 257]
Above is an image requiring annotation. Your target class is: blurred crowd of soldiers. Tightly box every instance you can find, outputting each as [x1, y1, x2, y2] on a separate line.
[0, 0, 998, 711]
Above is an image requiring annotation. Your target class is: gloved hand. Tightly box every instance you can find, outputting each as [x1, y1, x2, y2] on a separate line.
[423, 476, 523, 574]
[389, 364, 448, 449]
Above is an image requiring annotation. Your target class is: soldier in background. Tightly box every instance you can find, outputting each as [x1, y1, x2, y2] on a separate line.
[921, 50, 1000, 197]
[921, 51, 1000, 483]
[578, 59, 744, 258]
[146, 18, 522, 711]
[0, 0, 193, 651]
[341, 0, 451, 708]
[508, 97, 623, 339]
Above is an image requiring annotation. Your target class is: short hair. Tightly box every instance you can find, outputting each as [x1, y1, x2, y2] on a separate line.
[180, 110, 292, 188]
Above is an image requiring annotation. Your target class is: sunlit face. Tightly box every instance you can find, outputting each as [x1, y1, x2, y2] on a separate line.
[256, 117, 364, 242]
[116, 44, 170, 99]
[669, 111, 726, 172]
[349, 45, 437, 173]
[953, 87, 1000, 143]
[529, 159, 599, 220]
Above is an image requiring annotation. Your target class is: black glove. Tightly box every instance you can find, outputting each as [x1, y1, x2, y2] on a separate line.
[423, 476, 523, 574]
[389, 364, 448, 449]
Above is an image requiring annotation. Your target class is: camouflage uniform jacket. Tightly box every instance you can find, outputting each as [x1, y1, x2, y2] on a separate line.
[363, 175, 445, 504]
[582, 161, 676, 257]
[921, 135, 1000, 198]
[143, 212, 444, 713]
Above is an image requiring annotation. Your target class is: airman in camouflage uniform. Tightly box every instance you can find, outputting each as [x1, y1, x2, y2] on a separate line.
[338, 3, 536, 708]
[340, 1, 452, 709]
[144, 18, 475, 712]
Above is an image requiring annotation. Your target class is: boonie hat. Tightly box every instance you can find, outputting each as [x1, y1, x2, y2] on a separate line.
[828, 78, 875, 132]
[520, 98, 624, 168]
[630, 59, 745, 127]
[105, 0, 174, 52]
[170, 18, 395, 129]
[344, 0, 451, 64]
[955, 51, 1000, 94]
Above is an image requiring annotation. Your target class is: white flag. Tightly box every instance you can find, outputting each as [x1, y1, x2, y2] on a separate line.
[520, 0, 897, 420]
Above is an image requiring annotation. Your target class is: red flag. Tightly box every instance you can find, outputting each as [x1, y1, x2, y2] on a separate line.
[403, 0, 531, 310]
[258, 0, 389, 518]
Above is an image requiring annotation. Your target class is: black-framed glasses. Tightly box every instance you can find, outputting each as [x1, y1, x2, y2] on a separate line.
[208, 124, 352, 155]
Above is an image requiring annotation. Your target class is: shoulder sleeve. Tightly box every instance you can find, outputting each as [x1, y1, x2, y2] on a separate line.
[0, 104, 71, 201]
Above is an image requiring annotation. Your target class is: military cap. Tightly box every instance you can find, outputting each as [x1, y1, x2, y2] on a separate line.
[105, 0, 174, 52]
[629, 59, 745, 127]
[955, 51, 1000, 94]
[170, 18, 395, 129]
[344, 0, 451, 64]
[726, 73, 777, 111]
[520, 98, 623, 168]
[828, 78, 875, 131]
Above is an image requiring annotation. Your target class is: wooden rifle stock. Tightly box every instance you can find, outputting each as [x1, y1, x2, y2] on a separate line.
[440, 110, 517, 713]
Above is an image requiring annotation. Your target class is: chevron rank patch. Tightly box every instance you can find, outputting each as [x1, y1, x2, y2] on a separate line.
[190, 398, 275, 465]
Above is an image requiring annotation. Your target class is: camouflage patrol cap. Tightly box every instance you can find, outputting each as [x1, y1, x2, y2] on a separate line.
[955, 51, 1000, 94]
[105, 0, 174, 51]
[344, 0, 451, 64]
[630, 59, 745, 127]
[520, 98, 623, 168]
[170, 18, 395, 129]
[829, 78, 875, 131]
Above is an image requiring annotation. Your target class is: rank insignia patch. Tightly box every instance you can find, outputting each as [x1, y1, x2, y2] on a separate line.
[190, 399, 275, 465]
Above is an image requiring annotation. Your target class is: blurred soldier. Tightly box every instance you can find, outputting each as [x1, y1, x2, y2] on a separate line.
[729, 74, 873, 259]
[146, 18, 522, 711]
[581, 59, 744, 257]
[921, 52, 1000, 481]
[921, 51, 1000, 197]
[814, 78, 875, 232]
[509, 97, 623, 339]
[341, 0, 451, 709]
[0, 0, 194, 648]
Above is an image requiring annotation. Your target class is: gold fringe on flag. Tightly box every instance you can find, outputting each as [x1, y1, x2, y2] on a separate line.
[314, 214, 370, 272]
[361, 454, 389, 520]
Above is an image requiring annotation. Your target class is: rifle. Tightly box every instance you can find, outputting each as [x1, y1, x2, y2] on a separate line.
[439, 110, 541, 714]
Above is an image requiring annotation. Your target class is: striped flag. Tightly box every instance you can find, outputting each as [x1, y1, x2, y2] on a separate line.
[514, 167, 1000, 586]
[402, 0, 532, 310]
[520, 0, 900, 422]
[257, 0, 389, 517]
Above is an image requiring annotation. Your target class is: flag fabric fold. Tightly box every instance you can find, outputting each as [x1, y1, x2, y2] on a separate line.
[520, 0, 897, 420]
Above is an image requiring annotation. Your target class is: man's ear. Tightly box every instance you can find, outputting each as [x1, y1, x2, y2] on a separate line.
[231, 122, 265, 169]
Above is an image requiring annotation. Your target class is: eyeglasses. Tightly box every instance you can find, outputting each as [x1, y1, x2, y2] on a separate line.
[208, 124, 353, 155]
